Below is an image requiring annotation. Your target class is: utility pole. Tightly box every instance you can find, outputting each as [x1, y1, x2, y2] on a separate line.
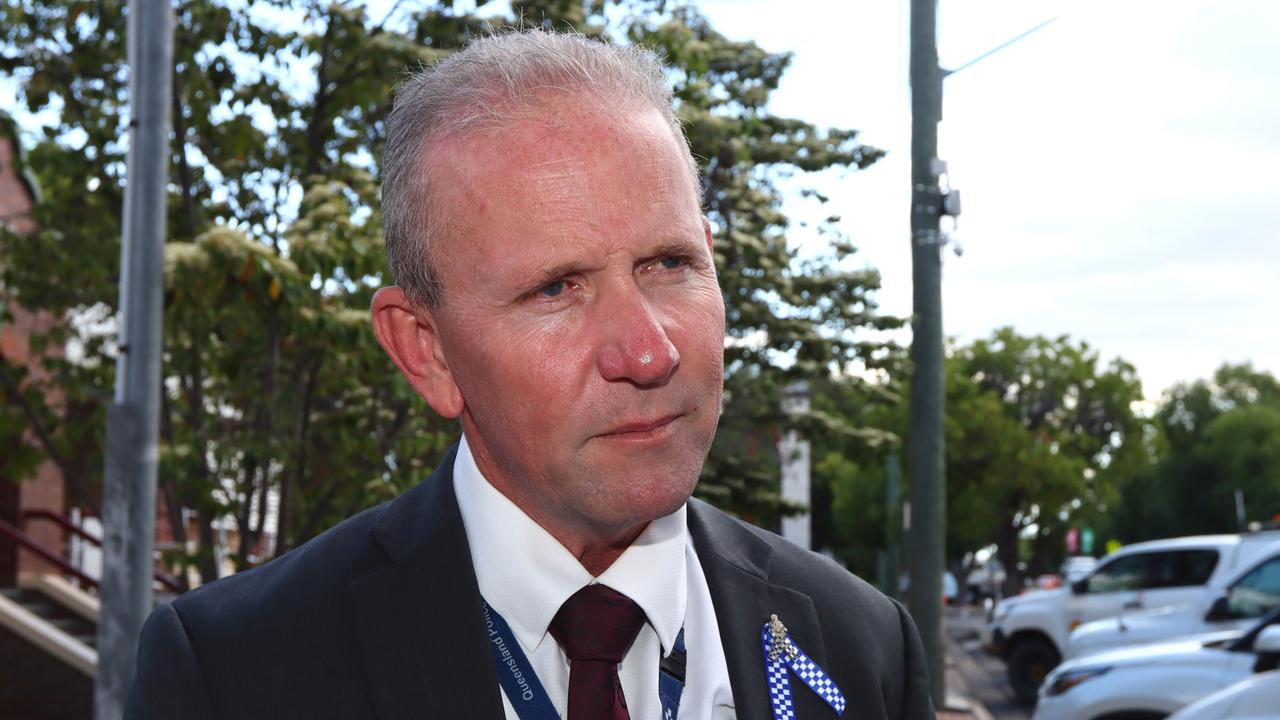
[94, 1, 174, 718]
[907, 0, 947, 708]
[879, 454, 901, 599]
[903, 5, 1056, 705]
[779, 382, 812, 549]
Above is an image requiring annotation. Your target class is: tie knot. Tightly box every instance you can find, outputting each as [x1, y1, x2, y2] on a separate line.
[549, 584, 647, 663]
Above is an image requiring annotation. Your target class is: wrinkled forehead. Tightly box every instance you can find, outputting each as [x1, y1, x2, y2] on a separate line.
[431, 100, 687, 186]
[425, 103, 698, 229]
[417, 103, 705, 292]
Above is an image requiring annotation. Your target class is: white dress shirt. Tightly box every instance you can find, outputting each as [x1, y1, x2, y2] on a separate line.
[453, 435, 736, 719]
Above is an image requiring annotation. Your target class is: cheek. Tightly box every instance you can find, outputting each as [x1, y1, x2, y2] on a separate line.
[667, 286, 726, 370]
[480, 318, 597, 406]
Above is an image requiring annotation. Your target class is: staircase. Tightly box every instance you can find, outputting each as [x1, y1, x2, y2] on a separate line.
[0, 577, 96, 720]
[0, 509, 104, 720]
[0, 585, 98, 650]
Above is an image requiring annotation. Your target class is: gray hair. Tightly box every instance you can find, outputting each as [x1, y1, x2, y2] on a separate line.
[381, 29, 700, 308]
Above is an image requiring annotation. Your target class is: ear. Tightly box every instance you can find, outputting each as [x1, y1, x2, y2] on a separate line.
[370, 286, 464, 418]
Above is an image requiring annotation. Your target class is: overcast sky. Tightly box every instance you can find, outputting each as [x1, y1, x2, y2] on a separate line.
[5, 0, 1274, 399]
[695, 0, 1280, 399]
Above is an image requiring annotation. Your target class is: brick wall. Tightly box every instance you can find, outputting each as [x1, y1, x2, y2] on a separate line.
[1, 129, 68, 581]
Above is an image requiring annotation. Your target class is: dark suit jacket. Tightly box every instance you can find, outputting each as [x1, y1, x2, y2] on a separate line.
[126, 445, 933, 719]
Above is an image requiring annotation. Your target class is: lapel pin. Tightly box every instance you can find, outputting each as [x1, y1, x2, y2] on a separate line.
[761, 614, 847, 718]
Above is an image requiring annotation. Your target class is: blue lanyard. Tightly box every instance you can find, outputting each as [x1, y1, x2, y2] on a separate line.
[483, 601, 686, 720]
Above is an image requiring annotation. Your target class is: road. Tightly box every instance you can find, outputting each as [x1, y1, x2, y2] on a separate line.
[947, 606, 1032, 720]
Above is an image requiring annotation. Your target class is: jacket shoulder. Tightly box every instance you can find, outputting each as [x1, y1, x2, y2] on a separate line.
[689, 497, 896, 618]
[133, 501, 395, 717]
[170, 500, 393, 628]
[688, 498, 931, 716]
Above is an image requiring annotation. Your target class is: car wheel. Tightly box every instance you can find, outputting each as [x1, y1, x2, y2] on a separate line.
[1006, 636, 1060, 705]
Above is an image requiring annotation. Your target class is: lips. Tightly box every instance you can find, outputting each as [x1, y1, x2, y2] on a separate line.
[597, 413, 681, 438]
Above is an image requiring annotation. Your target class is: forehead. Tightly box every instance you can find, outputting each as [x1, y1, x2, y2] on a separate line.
[431, 102, 692, 203]
[425, 104, 702, 282]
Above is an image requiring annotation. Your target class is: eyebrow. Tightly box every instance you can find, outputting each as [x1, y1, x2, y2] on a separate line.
[644, 237, 703, 262]
[526, 259, 591, 289]
[521, 235, 704, 290]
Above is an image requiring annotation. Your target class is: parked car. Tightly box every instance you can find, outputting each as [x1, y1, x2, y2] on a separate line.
[1061, 555, 1098, 585]
[1167, 669, 1280, 720]
[1069, 538, 1280, 660]
[1033, 608, 1280, 720]
[983, 533, 1279, 703]
[966, 558, 1006, 604]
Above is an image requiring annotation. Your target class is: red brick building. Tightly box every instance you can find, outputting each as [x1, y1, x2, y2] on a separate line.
[0, 110, 69, 586]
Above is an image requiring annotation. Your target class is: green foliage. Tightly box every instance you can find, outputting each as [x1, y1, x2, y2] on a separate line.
[951, 328, 1142, 589]
[1, 0, 475, 584]
[2, 0, 896, 583]
[810, 329, 1145, 590]
[817, 452, 887, 580]
[633, 6, 898, 518]
[1200, 405, 1280, 518]
[1112, 363, 1280, 540]
[0, 361, 47, 485]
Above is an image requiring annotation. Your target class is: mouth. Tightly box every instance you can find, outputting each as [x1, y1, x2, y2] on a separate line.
[595, 414, 682, 441]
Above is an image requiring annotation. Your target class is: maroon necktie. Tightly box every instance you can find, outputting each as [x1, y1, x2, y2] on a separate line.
[549, 584, 647, 720]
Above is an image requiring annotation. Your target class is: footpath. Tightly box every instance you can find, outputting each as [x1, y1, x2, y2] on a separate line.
[938, 629, 997, 720]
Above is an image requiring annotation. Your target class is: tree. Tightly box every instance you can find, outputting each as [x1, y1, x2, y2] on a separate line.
[1112, 363, 1280, 540]
[805, 329, 1143, 593]
[629, 6, 898, 522]
[1, 0, 895, 585]
[806, 363, 907, 581]
[1199, 405, 1280, 523]
[950, 328, 1143, 592]
[2, 0, 475, 585]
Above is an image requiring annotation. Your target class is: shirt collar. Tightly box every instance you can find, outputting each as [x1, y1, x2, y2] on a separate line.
[452, 434, 688, 657]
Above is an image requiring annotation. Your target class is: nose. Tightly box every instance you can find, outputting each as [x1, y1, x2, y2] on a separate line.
[594, 289, 680, 386]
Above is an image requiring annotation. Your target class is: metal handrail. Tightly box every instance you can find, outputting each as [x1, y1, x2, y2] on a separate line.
[22, 510, 102, 548]
[9, 511, 184, 593]
[0, 517, 100, 589]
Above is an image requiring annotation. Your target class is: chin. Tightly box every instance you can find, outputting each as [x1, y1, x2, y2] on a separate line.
[597, 467, 699, 527]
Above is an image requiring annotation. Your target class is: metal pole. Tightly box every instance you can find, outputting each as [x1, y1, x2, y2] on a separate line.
[883, 453, 901, 599]
[94, 1, 173, 717]
[907, 0, 946, 707]
[779, 382, 812, 549]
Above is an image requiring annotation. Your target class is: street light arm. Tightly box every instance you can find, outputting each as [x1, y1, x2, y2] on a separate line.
[942, 17, 1058, 78]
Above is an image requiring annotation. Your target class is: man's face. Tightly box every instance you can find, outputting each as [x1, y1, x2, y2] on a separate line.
[426, 103, 725, 539]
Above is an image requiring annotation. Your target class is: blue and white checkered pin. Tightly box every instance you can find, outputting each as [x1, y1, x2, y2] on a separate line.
[762, 615, 846, 719]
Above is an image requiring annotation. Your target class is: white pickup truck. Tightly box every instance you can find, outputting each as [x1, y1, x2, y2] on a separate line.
[981, 533, 1280, 703]
[1169, 669, 1280, 720]
[1068, 538, 1280, 660]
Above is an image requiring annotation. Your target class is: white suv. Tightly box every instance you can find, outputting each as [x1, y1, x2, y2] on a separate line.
[1168, 670, 1280, 720]
[1034, 609, 1280, 719]
[1069, 538, 1280, 660]
[982, 533, 1278, 703]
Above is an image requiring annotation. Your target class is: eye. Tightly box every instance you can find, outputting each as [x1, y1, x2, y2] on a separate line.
[536, 279, 567, 298]
[524, 278, 577, 304]
[658, 256, 688, 270]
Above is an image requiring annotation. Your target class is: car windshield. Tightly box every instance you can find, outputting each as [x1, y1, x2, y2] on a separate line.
[1228, 555, 1280, 618]
[1229, 606, 1280, 653]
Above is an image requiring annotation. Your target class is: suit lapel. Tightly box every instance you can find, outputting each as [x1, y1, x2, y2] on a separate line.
[347, 445, 505, 720]
[689, 500, 836, 720]
[344, 458, 844, 719]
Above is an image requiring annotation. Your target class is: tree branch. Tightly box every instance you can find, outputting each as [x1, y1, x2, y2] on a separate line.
[0, 357, 100, 516]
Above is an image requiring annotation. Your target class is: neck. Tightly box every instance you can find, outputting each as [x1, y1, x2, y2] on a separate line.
[569, 523, 649, 576]
[500, 489, 649, 575]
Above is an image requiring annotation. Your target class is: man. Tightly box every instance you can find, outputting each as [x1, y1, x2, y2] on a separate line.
[127, 31, 932, 719]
